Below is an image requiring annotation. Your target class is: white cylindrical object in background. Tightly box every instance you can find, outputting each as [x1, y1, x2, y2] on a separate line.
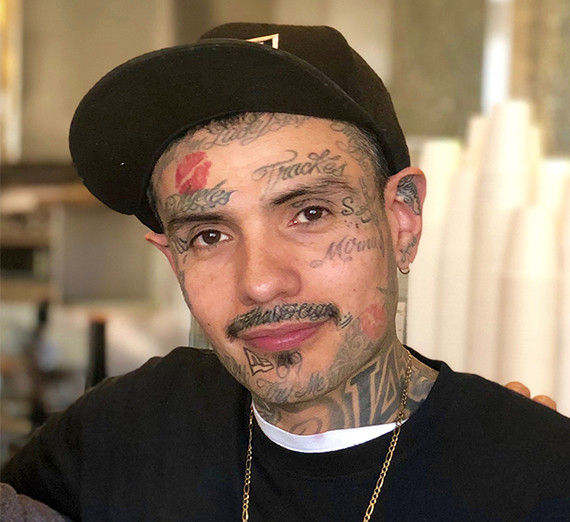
[436, 116, 487, 371]
[406, 139, 462, 358]
[498, 206, 558, 397]
[467, 100, 532, 380]
[527, 126, 543, 204]
[558, 186, 570, 416]
[538, 158, 570, 232]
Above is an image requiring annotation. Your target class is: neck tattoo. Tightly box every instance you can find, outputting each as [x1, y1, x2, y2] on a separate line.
[241, 349, 413, 521]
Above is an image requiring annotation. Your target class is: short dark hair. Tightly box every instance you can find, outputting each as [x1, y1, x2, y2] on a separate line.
[147, 113, 389, 228]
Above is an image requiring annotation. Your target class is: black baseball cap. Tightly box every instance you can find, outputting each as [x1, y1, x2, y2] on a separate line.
[69, 22, 409, 232]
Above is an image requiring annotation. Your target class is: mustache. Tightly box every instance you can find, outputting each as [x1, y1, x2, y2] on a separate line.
[226, 302, 341, 340]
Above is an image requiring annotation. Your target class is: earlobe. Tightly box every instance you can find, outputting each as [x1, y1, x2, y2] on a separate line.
[384, 167, 426, 271]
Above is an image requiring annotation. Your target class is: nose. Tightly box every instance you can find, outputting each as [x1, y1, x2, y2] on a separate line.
[236, 234, 302, 307]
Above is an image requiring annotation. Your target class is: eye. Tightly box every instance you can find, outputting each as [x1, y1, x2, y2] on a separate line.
[191, 229, 230, 248]
[290, 205, 331, 226]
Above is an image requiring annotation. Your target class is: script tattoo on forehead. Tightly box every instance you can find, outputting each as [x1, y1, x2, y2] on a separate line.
[252, 149, 347, 191]
[310, 234, 385, 268]
[226, 303, 341, 340]
[396, 175, 422, 215]
[155, 114, 310, 169]
[163, 181, 234, 216]
[194, 113, 310, 150]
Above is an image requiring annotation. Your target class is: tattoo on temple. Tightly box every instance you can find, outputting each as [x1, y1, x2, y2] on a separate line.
[252, 149, 346, 190]
[396, 175, 422, 215]
[358, 176, 382, 227]
[226, 303, 341, 339]
[310, 234, 385, 267]
[399, 236, 418, 264]
[329, 121, 375, 176]
[176, 269, 193, 310]
[341, 196, 372, 224]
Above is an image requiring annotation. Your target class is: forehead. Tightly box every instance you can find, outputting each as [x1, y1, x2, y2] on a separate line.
[153, 115, 368, 200]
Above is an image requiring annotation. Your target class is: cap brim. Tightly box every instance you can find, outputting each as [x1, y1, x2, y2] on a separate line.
[69, 40, 379, 232]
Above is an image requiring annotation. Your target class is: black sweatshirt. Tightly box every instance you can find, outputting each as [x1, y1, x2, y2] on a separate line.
[3, 347, 570, 521]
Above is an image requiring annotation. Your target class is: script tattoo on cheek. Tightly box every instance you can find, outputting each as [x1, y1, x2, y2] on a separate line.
[310, 234, 385, 268]
[252, 149, 346, 190]
[396, 175, 422, 215]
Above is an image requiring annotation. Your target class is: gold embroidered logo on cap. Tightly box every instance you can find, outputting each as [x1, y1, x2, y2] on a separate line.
[247, 33, 279, 49]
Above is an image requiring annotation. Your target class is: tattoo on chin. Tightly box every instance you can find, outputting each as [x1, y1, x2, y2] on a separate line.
[244, 347, 303, 379]
[396, 175, 422, 215]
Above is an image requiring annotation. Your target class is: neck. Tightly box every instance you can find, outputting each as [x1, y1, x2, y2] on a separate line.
[253, 341, 438, 435]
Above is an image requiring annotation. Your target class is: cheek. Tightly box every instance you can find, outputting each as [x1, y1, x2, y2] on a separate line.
[359, 303, 387, 341]
[182, 267, 233, 329]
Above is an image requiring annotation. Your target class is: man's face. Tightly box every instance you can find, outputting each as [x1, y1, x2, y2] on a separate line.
[151, 115, 405, 406]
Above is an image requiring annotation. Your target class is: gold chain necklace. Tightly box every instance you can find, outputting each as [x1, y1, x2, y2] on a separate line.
[241, 350, 413, 522]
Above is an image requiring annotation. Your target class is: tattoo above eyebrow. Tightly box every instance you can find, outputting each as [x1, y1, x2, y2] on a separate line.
[165, 212, 226, 235]
[396, 175, 422, 215]
[268, 179, 356, 208]
[253, 149, 347, 191]
[161, 180, 236, 232]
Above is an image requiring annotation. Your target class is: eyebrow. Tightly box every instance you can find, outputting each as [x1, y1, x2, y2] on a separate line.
[165, 212, 227, 234]
[267, 179, 357, 208]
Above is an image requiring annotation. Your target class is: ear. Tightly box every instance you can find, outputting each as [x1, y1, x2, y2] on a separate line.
[383, 167, 426, 271]
[145, 231, 177, 275]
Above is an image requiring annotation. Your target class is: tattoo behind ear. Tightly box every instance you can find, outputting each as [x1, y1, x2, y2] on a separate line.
[396, 175, 422, 215]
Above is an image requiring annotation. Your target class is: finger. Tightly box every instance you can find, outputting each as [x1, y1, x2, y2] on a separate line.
[505, 381, 531, 398]
[531, 395, 557, 411]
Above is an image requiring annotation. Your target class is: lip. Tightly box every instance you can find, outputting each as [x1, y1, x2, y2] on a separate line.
[239, 322, 324, 352]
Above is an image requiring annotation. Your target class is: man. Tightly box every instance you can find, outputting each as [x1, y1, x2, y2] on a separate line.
[2, 23, 569, 521]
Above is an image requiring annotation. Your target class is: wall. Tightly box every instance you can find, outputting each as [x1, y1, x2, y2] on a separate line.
[21, 0, 175, 161]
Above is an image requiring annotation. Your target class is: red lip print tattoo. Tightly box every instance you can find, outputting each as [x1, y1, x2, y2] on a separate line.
[175, 152, 211, 193]
[360, 303, 387, 341]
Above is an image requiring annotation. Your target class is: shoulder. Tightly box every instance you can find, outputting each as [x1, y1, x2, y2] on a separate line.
[427, 361, 570, 469]
[81, 347, 246, 419]
[409, 348, 570, 460]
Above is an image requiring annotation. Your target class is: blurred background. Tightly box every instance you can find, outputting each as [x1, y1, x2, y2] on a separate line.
[1, 0, 569, 465]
